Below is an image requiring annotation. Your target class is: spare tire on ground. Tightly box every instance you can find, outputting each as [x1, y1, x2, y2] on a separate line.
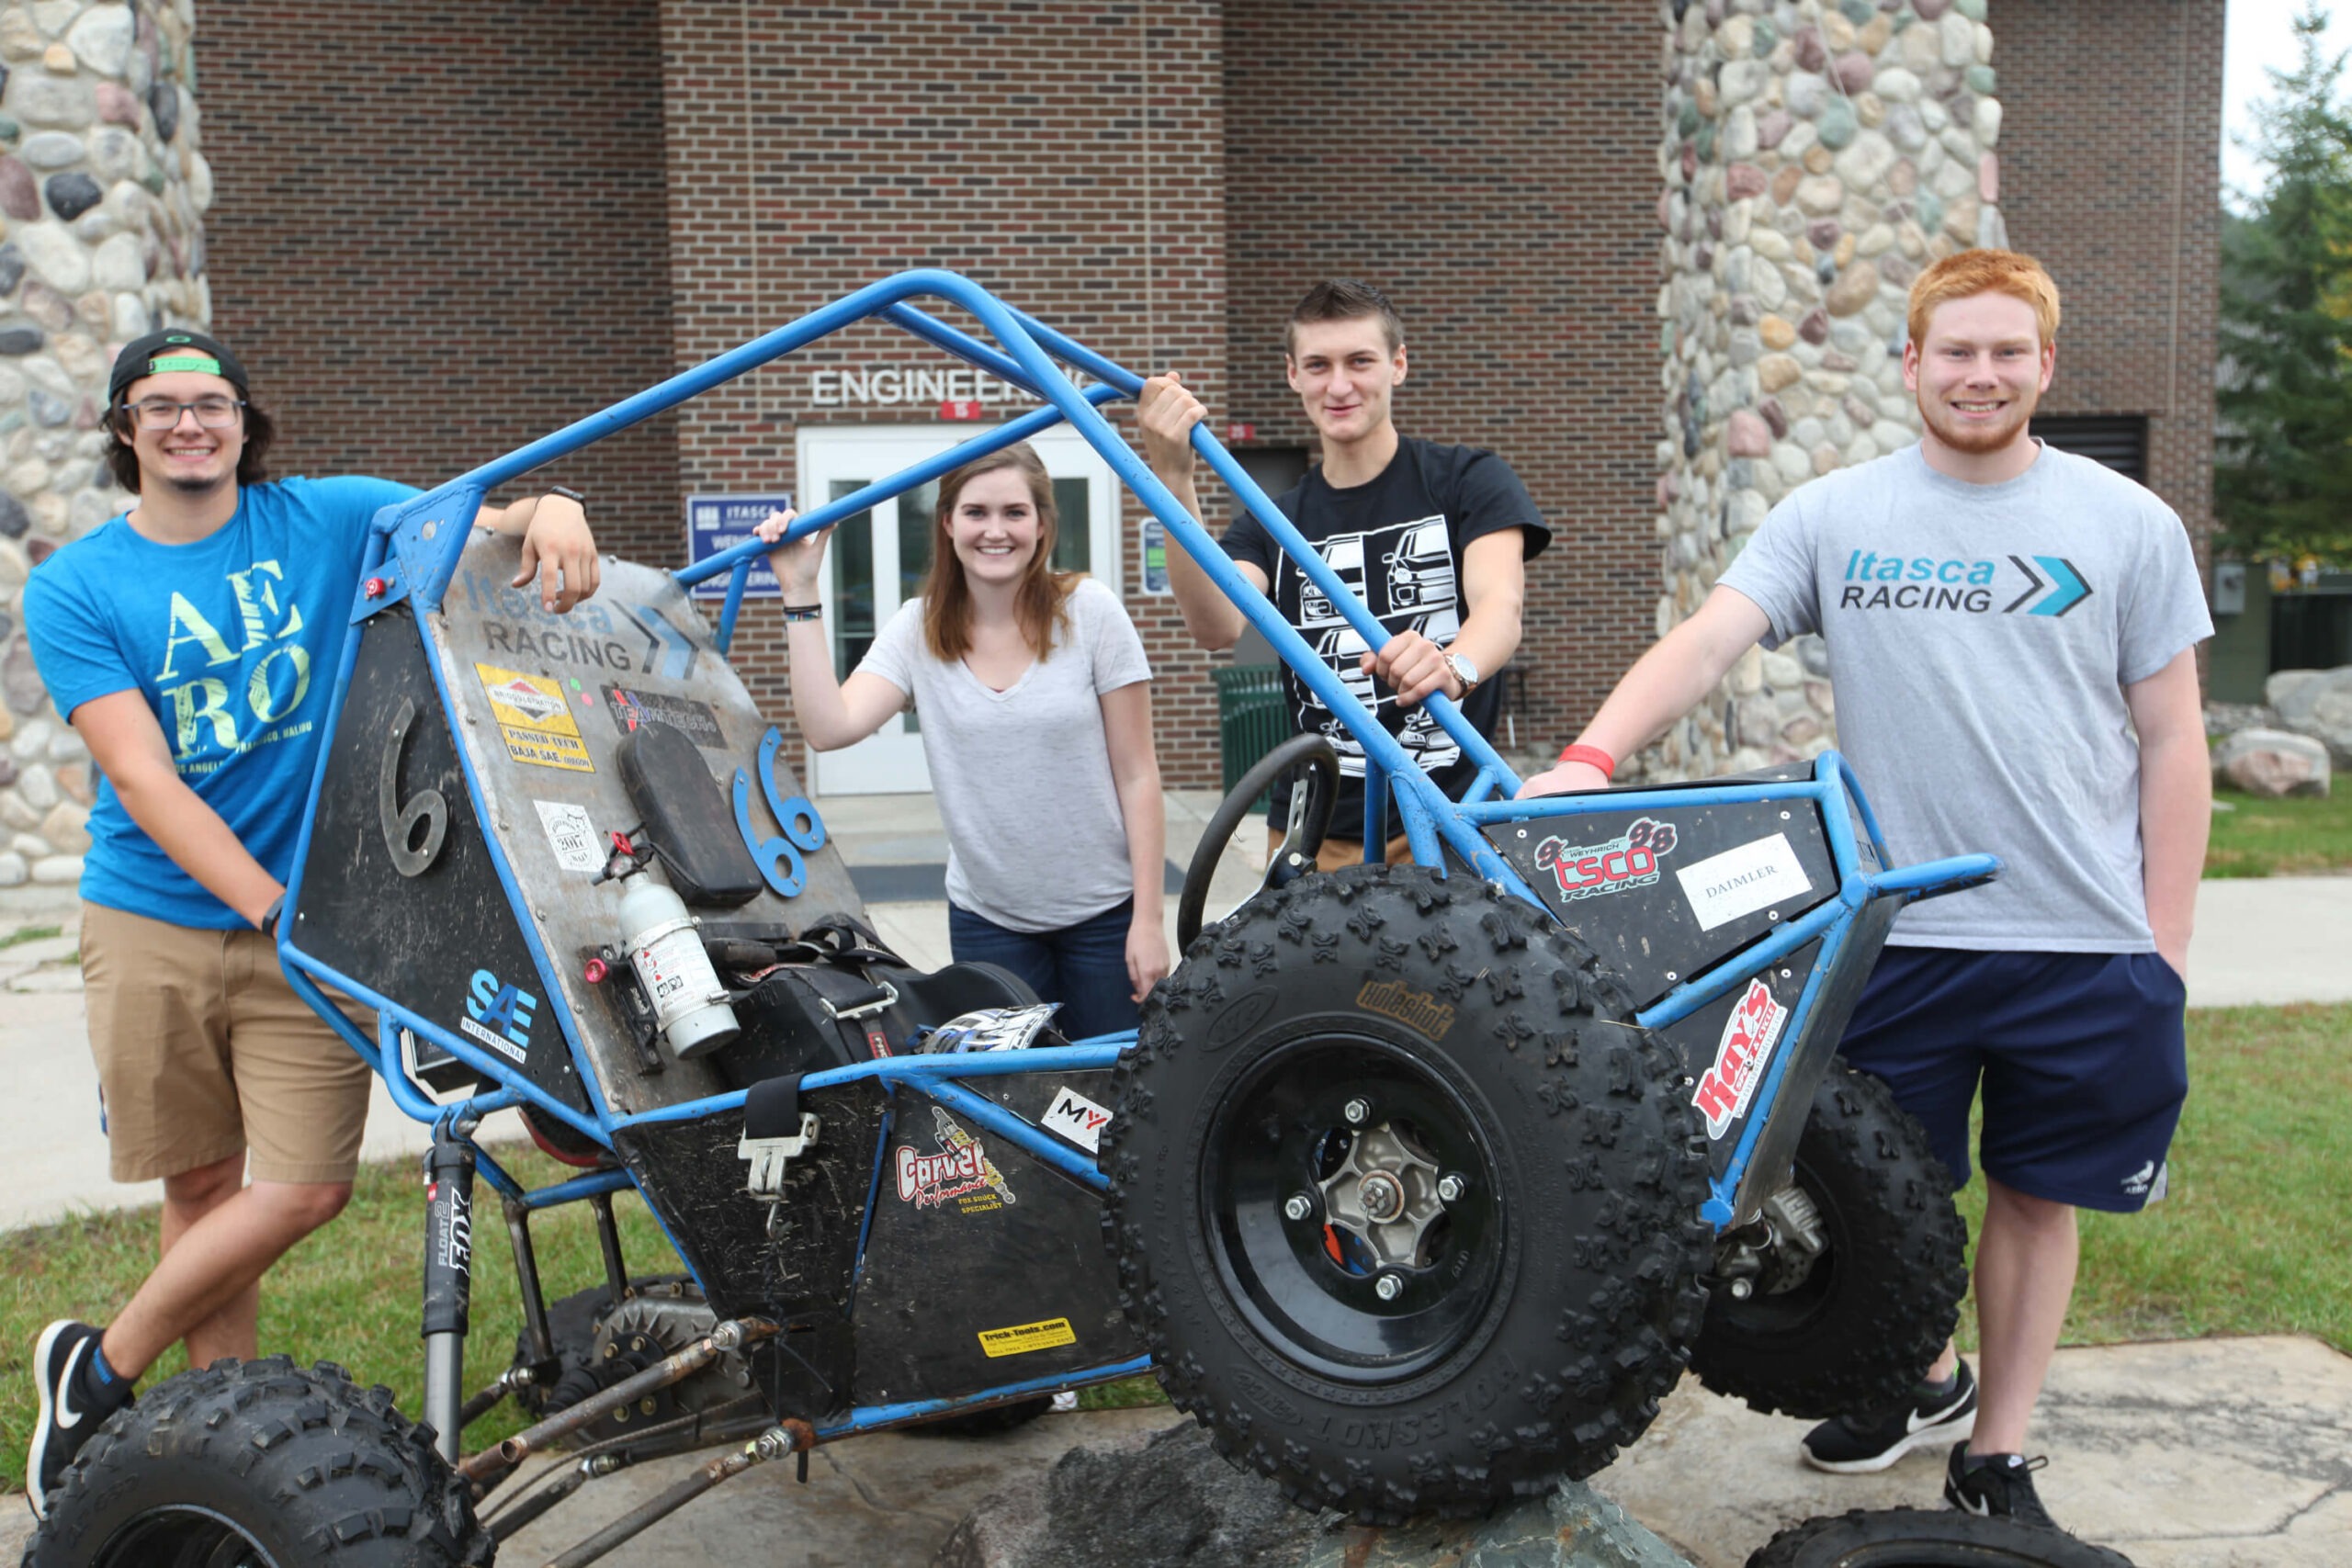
[1745, 1508, 2138, 1567]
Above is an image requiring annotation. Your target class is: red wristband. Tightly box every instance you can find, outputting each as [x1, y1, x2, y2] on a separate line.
[1556, 743, 1616, 779]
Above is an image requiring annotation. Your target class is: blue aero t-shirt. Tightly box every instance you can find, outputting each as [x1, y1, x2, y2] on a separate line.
[22, 475, 419, 928]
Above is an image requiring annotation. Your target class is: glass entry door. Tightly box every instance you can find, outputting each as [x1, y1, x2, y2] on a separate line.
[796, 425, 1120, 795]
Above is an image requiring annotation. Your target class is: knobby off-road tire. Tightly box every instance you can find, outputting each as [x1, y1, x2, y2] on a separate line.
[27, 1357, 492, 1568]
[1690, 1061, 1969, 1418]
[1103, 863, 1713, 1524]
[1745, 1508, 2139, 1567]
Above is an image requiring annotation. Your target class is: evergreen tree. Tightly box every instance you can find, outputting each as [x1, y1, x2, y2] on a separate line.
[2217, 6, 2352, 563]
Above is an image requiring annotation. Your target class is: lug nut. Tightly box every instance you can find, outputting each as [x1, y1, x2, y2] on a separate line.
[1342, 1098, 1371, 1126]
[1728, 1278, 1754, 1301]
[1374, 1274, 1403, 1302]
[1437, 1173, 1465, 1202]
[1283, 1193, 1312, 1222]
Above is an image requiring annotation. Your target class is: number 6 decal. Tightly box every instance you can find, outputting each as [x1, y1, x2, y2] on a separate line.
[732, 728, 828, 897]
[379, 695, 448, 877]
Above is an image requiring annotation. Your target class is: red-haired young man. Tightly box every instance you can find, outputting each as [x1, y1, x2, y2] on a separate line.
[1521, 251, 2211, 1531]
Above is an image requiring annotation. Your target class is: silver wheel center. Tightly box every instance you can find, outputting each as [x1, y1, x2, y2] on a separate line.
[1317, 1123, 1447, 1271]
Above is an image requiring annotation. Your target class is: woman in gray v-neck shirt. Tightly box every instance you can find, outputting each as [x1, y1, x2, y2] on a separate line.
[758, 442, 1167, 1039]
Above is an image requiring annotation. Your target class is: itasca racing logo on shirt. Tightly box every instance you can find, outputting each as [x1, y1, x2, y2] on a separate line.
[1836, 551, 2093, 618]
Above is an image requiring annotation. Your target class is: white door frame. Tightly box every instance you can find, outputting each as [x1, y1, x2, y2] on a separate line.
[796, 424, 1120, 796]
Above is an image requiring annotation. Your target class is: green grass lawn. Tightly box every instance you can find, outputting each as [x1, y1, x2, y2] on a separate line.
[1951, 1001, 2352, 1355]
[2205, 784, 2352, 877]
[2, 1007, 2344, 1494]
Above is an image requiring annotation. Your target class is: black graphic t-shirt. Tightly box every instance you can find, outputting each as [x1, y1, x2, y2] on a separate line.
[1221, 437, 1550, 836]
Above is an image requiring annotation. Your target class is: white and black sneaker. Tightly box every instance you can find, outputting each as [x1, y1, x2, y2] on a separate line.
[1945, 1441, 2059, 1529]
[28, 1320, 131, 1520]
[1799, 1360, 1978, 1473]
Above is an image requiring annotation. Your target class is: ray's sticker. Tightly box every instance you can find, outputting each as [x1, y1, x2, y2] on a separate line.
[1692, 979, 1789, 1139]
[475, 663, 595, 773]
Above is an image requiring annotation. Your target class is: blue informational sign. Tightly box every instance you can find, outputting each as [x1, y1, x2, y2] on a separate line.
[684, 493, 795, 600]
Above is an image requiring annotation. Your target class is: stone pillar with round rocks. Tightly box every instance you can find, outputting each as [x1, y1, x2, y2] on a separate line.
[0, 1, 209, 895]
[1651, 0, 2005, 780]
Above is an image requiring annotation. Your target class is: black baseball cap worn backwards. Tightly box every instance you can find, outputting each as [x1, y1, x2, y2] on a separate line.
[108, 329, 249, 405]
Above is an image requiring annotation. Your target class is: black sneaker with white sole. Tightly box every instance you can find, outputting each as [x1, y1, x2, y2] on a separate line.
[27, 1319, 133, 1520]
[1945, 1440, 2059, 1529]
[1799, 1359, 1978, 1473]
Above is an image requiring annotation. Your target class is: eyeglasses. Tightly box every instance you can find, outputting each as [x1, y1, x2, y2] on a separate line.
[123, 397, 246, 431]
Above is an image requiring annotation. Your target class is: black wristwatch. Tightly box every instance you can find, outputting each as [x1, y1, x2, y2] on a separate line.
[260, 892, 285, 938]
[545, 485, 586, 509]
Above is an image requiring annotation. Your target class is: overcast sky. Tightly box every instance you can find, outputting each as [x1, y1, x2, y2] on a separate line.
[2224, 0, 2352, 207]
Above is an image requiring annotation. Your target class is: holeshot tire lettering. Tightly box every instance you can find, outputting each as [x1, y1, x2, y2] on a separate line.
[1102, 865, 1712, 1523]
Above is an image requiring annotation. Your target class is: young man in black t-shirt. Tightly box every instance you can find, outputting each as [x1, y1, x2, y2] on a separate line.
[1138, 280, 1550, 862]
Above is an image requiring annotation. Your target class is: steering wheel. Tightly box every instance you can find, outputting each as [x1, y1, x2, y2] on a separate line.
[1175, 732, 1342, 951]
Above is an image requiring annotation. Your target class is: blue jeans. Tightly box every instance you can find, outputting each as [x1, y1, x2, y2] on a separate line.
[946, 897, 1138, 1043]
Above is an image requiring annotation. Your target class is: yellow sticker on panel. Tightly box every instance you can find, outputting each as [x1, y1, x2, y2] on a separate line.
[475, 663, 595, 773]
[977, 1317, 1076, 1359]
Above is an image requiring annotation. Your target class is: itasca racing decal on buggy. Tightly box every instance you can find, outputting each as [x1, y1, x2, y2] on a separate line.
[895, 1106, 1018, 1213]
[1532, 817, 1678, 902]
[1693, 979, 1789, 1139]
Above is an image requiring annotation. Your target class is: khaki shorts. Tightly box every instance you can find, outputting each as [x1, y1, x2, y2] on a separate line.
[1266, 829, 1415, 873]
[81, 901, 375, 1185]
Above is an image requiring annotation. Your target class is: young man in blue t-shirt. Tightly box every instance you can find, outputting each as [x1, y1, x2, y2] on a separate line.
[1520, 253, 2211, 1534]
[19, 329, 604, 1516]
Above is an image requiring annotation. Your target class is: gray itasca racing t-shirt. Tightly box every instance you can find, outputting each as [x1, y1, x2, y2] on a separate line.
[1718, 441, 2211, 953]
[856, 577, 1152, 933]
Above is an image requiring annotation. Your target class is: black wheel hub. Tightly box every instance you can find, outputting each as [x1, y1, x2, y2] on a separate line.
[94, 1505, 280, 1568]
[1203, 1032, 1505, 1383]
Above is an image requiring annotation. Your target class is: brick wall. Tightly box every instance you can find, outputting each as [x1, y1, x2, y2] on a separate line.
[1997, 0, 2223, 563]
[655, 0, 1230, 784]
[198, 0, 682, 565]
[1223, 0, 1667, 759]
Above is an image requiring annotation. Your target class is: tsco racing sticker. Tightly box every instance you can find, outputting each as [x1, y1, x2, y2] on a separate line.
[1692, 979, 1789, 1139]
[1532, 816, 1678, 901]
[895, 1106, 1018, 1214]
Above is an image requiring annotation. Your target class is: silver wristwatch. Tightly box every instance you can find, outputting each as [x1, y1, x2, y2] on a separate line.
[1442, 651, 1480, 694]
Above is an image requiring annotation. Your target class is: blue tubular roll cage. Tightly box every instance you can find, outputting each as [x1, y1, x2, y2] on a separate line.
[273, 270, 1996, 1419]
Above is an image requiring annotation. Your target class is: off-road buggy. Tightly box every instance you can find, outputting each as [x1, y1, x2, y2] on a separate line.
[29, 273, 1995, 1565]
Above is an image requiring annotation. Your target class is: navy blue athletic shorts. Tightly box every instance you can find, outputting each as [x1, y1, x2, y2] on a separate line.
[1836, 947, 2188, 1213]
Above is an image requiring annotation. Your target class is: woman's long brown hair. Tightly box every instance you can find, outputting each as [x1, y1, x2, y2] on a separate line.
[922, 441, 1076, 662]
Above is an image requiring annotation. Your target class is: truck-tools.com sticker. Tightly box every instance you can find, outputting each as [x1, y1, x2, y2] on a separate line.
[977, 1316, 1076, 1359]
[895, 1106, 1017, 1214]
[1532, 816, 1678, 902]
[1693, 979, 1788, 1139]
[475, 663, 594, 773]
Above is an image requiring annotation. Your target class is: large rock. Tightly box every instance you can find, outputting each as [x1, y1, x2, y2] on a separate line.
[2211, 728, 2331, 799]
[933, 1421, 1328, 1568]
[935, 1421, 1692, 1568]
[1298, 1486, 1692, 1567]
[2267, 665, 2352, 765]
